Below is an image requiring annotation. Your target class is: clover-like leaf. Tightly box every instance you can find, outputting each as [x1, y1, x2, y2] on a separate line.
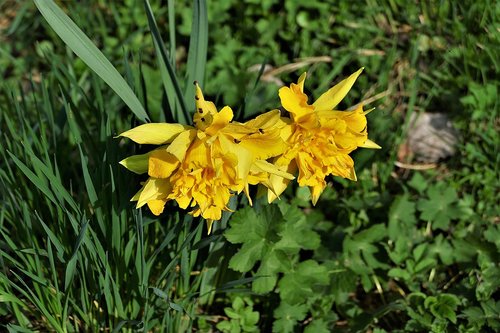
[273, 303, 308, 333]
[418, 184, 461, 230]
[226, 205, 281, 272]
[225, 203, 322, 294]
[343, 224, 389, 275]
[425, 294, 460, 324]
[278, 260, 329, 304]
[304, 318, 330, 333]
[388, 194, 417, 240]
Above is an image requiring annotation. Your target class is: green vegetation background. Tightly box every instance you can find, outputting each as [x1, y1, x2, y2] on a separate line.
[0, 0, 498, 332]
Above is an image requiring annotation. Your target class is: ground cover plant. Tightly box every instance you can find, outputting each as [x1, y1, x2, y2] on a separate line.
[0, 0, 498, 332]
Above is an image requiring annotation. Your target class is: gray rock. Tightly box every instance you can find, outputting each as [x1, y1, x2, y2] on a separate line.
[407, 112, 459, 163]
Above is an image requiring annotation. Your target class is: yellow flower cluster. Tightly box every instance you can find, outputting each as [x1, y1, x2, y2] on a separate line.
[118, 69, 379, 231]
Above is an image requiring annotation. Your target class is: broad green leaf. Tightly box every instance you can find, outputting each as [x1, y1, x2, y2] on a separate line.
[429, 234, 454, 265]
[330, 266, 357, 303]
[343, 224, 389, 274]
[388, 194, 417, 240]
[413, 243, 428, 263]
[278, 260, 329, 304]
[225, 206, 280, 272]
[484, 224, 500, 250]
[226, 203, 323, 294]
[418, 184, 461, 230]
[304, 319, 330, 333]
[414, 257, 437, 273]
[462, 306, 485, 325]
[275, 201, 321, 251]
[252, 249, 289, 293]
[273, 303, 308, 333]
[425, 294, 460, 324]
[408, 172, 428, 194]
[388, 268, 411, 281]
[33, 0, 149, 122]
[388, 238, 411, 265]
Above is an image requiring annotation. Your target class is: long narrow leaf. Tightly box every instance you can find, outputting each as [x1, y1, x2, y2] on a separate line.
[143, 0, 189, 124]
[33, 0, 149, 122]
[7, 151, 58, 209]
[184, 0, 208, 112]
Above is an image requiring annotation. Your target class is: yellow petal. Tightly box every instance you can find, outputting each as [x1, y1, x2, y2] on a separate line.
[137, 178, 172, 208]
[240, 129, 287, 159]
[194, 82, 218, 116]
[279, 85, 314, 121]
[326, 154, 355, 179]
[243, 183, 253, 206]
[185, 137, 210, 166]
[206, 219, 215, 234]
[279, 121, 293, 141]
[119, 153, 150, 174]
[166, 129, 197, 161]
[363, 107, 375, 115]
[252, 160, 295, 180]
[117, 123, 191, 145]
[360, 139, 381, 149]
[349, 167, 357, 181]
[147, 199, 167, 215]
[205, 106, 234, 136]
[217, 134, 260, 182]
[220, 123, 255, 140]
[193, 83, 218, 130]
[310, 184, 325, 206]
[243, 109, 281, 129]
[148, 150, 179, 178]
[267, 159, 297, 203]
[175, 195, 192, 209]
[201, 206, 222, 221]
[131, 187, 143, 201]
[297, 72, 307, 92]
[234, 143, 253, 180]
[313, 68, 364, 110]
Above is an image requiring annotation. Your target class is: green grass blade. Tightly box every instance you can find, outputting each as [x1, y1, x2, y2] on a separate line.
[6, 324, 34, 333]
[36, 213, 66, 263]
[7, 151, 58, 209]
[33, 0, 149, 122]
[78, 144, 105, 234]
[78, 145, 98, 206]
[184, 0, 208, 112]
[143, 0, 189, 124]
[0, 293, 26, 307]
[24, 145, 80, 214]
[167, 0, 176, 63]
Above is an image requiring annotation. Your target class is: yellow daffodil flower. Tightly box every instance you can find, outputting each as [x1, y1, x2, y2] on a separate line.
[268, 69, 381, 205]
[118, 83, 293, 232]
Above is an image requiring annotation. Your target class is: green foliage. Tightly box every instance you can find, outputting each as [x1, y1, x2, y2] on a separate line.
[405, 293, 461, 331]
[417, 184, 463, 230]
[225, 202, 333, 331]
[216, 296, 260, 333]
[273, 303, 308, 333]
[225, 202, 320, 294]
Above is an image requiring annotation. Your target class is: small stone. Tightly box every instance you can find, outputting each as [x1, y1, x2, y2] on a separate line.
[406, 112, 459, 163]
